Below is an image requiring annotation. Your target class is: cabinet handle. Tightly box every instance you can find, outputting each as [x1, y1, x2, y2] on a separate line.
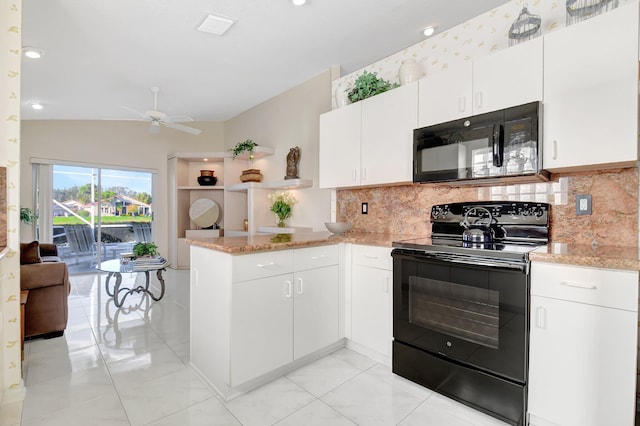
[311, 255, 326, 260]
[362, 167, 367, 181]
[285, 280, 292, 298]
[352, 169, 357, 182]
[365, 254, 378, 259]
[552, 140, 558, 160]
[298, 277, 304, 294]
[474, 92, 483, 109]
[458, 96, 466, 113]
[256, 261, 275, 268]
[560, 281, 597, 290]
[535, 307, 546, 329]
[383, 277, 390, 294]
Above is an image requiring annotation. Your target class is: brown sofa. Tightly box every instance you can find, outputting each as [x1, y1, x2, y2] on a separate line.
[20, 242, 71, 338]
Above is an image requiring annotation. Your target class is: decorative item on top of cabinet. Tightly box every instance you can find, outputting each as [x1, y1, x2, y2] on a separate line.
[285, 146, 300, 179]
[508, 5, 541, 47]
[348, 71, 399, 103]
[398, 59, 421, 85]
[566, 0, 619, 26]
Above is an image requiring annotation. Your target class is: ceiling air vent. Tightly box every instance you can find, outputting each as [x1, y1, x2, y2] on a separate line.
[197, 13, 236, 36]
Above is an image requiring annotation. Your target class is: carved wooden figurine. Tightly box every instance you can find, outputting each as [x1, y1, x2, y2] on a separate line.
[285, 146, 300, 179]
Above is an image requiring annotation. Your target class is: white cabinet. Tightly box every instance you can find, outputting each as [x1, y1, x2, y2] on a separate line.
[191, 244, 341, 397]
[318, 102, 362, 188]
[350, 245, 393, 361]
[319, 83, 417, 189]
[418, 37, 543, 127]
[543, 3, 639, 171]
[528, 262, 639, 426]
[231, 274, 294, 386]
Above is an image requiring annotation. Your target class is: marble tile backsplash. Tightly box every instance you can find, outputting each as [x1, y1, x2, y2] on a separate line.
[336, 167, 638, 247]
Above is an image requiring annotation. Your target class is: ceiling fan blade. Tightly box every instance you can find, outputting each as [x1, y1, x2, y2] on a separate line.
[163, 114, 195, 123]
[163, 121, 202, 135]
[121, 106, 150, 120]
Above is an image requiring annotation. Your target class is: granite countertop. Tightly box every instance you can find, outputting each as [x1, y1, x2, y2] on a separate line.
[187, 231, 640, 271]
[530, 243, 640, 271]
[186, 231, 413, 254]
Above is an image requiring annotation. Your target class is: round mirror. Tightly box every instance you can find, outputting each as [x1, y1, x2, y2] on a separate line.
[189, 198, 219, 228]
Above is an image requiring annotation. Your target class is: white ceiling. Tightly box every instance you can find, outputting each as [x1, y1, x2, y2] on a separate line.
[21, 0, 510, 122]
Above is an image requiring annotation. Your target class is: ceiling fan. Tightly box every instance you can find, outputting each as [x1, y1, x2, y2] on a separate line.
[121, 86, 202, 135]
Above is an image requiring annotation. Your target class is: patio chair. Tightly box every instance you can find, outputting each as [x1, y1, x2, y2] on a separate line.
[132, 222, 152, 243]
[62, 224, 105, 264]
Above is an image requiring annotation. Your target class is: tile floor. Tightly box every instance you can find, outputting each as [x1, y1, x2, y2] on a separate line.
[1, 269, 509, 426]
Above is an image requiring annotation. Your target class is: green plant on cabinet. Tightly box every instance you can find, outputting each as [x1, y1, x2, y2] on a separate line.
[348, 71, 399, 103]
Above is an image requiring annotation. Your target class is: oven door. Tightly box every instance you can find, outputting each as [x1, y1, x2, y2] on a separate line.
[392, 249, 529, 384]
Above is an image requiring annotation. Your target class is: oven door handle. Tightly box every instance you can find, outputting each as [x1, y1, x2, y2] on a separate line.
[423, 252, 527, 272]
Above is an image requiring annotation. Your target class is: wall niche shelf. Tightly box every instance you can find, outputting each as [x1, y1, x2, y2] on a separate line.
[169, 149, 314, 269]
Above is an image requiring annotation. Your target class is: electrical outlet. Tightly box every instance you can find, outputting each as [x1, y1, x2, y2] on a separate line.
[362, 202, 368, 214]
[576, 194, 592, 215]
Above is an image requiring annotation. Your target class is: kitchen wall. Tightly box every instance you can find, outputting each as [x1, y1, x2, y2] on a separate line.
[337, 167, 638, 247]
[20, 120, 225, 253]
[224, 69, 335, 231]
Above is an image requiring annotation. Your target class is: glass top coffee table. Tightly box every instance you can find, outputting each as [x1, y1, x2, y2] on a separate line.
[96, 259, 169, 307]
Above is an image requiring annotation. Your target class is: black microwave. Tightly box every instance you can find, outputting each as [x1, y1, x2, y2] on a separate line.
[413, 102, 549, 184]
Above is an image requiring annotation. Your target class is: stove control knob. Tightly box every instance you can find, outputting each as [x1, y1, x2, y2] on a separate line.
[446, 341, 452, 347]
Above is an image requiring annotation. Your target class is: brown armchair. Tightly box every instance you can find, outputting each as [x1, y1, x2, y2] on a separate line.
[20, 242, 71, 338]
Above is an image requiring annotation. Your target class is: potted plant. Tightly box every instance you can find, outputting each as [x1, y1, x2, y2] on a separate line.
[132, 241, 158, 258]
[268, 192, 296, 228]
[348, 71, 399, 103]
[230, 139, 258, 161]
[20, 207, 38, 224]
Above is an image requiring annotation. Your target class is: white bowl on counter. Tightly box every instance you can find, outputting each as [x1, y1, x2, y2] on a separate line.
[324, 222, 353, 234]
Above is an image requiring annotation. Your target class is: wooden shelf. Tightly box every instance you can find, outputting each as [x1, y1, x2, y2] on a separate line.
[168, 152, 227, 162]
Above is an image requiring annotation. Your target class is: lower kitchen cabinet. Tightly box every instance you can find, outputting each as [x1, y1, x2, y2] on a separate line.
[230, 274, 294, 386]
[350, 245, 393, 360]
[528, 262, 638, 426]
[191, 244, 341, 399]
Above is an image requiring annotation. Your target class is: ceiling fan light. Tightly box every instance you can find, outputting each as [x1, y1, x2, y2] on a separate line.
[149, 121, 161, 134]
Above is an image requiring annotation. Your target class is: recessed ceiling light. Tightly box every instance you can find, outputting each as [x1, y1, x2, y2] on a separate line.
[23, 47, 45, 59]
[423, 26, 436, 37]
[292, 0, 307, 5]
[31, 103, 43, 110]
[197, 13, 237, 36]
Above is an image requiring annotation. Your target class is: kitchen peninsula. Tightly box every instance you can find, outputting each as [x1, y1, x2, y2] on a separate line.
[187, 231, 405, 400]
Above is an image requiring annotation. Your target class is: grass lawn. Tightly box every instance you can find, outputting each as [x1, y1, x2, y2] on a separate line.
[53, 216, 151, 225]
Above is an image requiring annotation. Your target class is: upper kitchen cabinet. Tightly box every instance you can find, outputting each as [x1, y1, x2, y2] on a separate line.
[319, 101, 362, 188]
[543, 2, 639, 171]
[418, 37, 543, 127]
[319, 82, 417, 189]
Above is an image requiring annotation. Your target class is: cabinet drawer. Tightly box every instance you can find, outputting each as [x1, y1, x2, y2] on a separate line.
[352, 245, 392, 270]
[233, 250, 294, 282]
[531, 262, 638, 312]
[294, 245, 339, 271]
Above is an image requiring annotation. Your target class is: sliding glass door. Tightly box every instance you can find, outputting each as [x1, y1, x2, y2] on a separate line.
[49, 164, 153, 274]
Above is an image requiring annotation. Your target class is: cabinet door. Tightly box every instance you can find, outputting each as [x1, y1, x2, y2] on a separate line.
[293, 265, 340, 359]
[361, 83, 417, 186]
[528, 295, 637, 426]
[319, 102, 362, 188]
[351, 265, 392, 357]
[418, 61, 472, 127]
[543, 3, 639, 170]
[230, 275, 293, 386]
[473, 37, 542, 114]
